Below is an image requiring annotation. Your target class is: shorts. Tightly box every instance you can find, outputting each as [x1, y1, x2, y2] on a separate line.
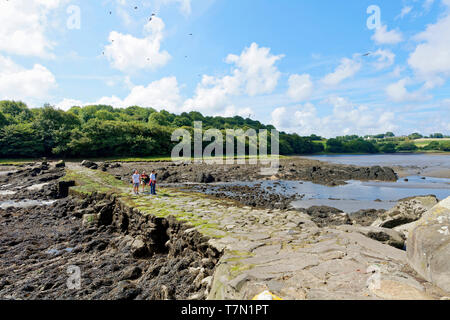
[133, 183, 139, 188]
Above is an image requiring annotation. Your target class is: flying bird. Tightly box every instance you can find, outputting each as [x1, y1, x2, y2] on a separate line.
[362, 52, 371, 57]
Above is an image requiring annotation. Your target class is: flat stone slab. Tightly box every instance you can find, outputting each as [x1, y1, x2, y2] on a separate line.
[67, 165, 448, 300]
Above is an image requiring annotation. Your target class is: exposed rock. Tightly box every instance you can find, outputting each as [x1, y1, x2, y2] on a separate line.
[57, 180, 75, 198]
[407, 197, 450, 293]
[106, 157, 399, 187]
[303, 206, 352, 227]
[121, 266, 142, 280]
[351, 208, 386, 226]
[371, 195, 439, 229]
[131, 236, 149, 258]
[337, 225, 405, 249]
[394, 221, 418, 239]
[195, 173, 215, 183]
[55, 160, 65, 168]
[82, 213, 98, 227]
[109, 281, 141, 300]
[81, 160, 98, 170]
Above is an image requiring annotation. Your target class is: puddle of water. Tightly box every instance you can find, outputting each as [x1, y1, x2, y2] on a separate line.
[0, 190, 16, 196]
[26, 182, 50, 191]
[0, 170, 17, 177]
[0, 199, 57, 209]
[46, 249, 59, 255]
[46, 247, 74, 255]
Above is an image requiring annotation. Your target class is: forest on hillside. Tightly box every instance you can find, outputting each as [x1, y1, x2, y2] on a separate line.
[0, 100, 448, 159]
[0, 101, 323, 158]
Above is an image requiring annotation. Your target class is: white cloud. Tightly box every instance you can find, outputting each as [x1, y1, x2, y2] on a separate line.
[287, 74, 313, 101]
[397, 6, 412, 19]
[0, 0, 63, 58]
[0, 54, 56, 100]
[371, 49, 395, 70]
[183, 74, 241, 113]
[385, 78, 427, 102]
[58, 43, 283, 116]
[183, 43, 283, 114]
[57, 77, 182, 112]
[221, 106, 253, 118]
[56, 98, 84, 111]
[372, 25, 404, 45]
[271, 97, 397, 137]
[321, 58, 361, 86]
[408, 12, 450, 79]
[226, 43, 284, 96]
[104, 17, 171, 72]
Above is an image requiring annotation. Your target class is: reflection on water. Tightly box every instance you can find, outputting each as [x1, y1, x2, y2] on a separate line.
[301, 153, 450, 170]
[213, 175, 450, 213]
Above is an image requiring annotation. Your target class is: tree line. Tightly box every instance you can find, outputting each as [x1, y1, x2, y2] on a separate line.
[0, 101, 448, 159]
[0, 101, 324, 158]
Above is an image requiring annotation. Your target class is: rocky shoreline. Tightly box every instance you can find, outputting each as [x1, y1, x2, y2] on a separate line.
[100, 157, 398, 186]
[1, 160, 448, 300]
[0, 164, 220, 300]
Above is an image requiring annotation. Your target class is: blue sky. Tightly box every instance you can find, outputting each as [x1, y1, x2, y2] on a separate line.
[0, 0, 449, 137]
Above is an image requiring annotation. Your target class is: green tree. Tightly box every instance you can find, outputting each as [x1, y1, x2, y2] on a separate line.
[0, 112, 8, 128]
[423, 141, 440, 150]
[0, 123, 44, 157]
[408, 133, 423, 140]
[397, 142, 418, 151]
[439, 141, 450, 152]
[0, 100, 33, 122]
[95, 109, 117, 121]
[380, 142, 397, 153]
[344, 139, 378, 153]
[32, 105, 81, 156]
[326, 138, 345, 153]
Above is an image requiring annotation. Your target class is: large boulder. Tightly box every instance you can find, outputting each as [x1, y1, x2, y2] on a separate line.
[81, 160, 98, 170]
[304, 206, 352, 227]
[57, 180, 75, 198]
[195, 173, 215, 183]
[371, 195, 438, 229]
[407, 196, 450, 293]
[55, 160, 65, 168]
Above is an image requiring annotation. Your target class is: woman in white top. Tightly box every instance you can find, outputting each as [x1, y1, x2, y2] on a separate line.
[132, 170, 140, 195]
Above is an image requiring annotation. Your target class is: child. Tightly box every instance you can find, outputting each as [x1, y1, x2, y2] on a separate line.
[140, 170, 150, 193]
